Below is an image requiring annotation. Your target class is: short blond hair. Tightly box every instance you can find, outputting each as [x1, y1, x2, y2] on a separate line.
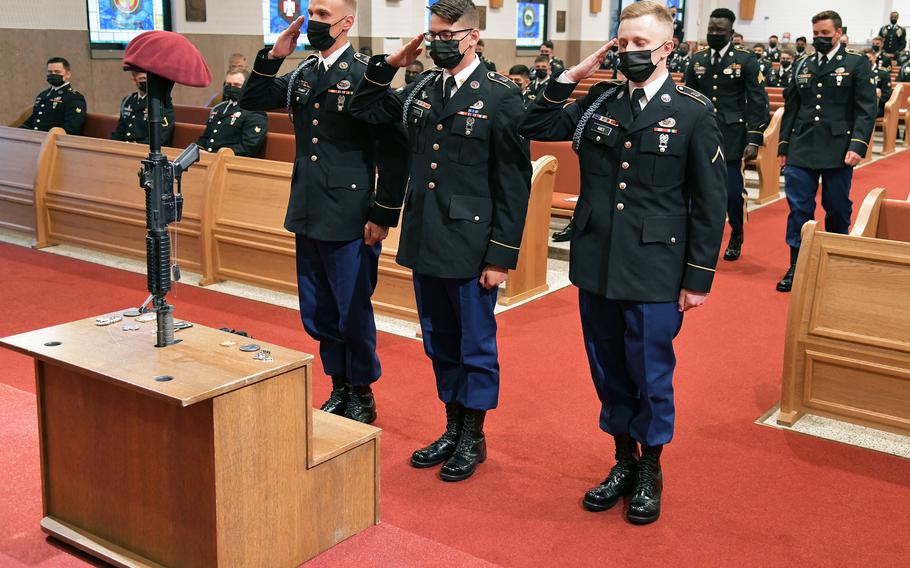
[620, 1, 674, 40]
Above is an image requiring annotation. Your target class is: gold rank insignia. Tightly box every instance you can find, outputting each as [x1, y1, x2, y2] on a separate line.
[76, 107, 82, 113]
[254, 126, 262, 133]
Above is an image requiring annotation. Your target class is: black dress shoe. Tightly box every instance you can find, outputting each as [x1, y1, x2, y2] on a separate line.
[627, 445, 663, 525]
[344, 388, 377, 424]
[723, 231, 744, 261]
[583, 434, 639, 512]
[320, 376, 350, 415]
[552, 223, 576, 243]
[411, 402, 464, 468]
[440, 409, 486, 482]
[776, 264, 795, 292]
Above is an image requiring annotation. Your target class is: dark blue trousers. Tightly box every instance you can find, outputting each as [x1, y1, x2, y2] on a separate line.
[579, 289, 684, 446]
[783, 165, 853, 248]
[726, 159, 746, 231]
[413, 273, 500, 410]
[295, 235, 381, 387]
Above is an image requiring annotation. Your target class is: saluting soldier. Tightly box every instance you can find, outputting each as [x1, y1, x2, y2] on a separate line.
[767, 50, 796, 88]
[776, 10, 876, 292]
[521, 1, 726, 525]
[350, 0, 531, 483]
[239, 0, 409, 423]
[111, 70, 175, 146]
[20, 57, 86, 135]
[686, 8, 769, 261]
[199, 70, 267, 157]
[865, 48, 893, 117]
[880, 11, 907, 60]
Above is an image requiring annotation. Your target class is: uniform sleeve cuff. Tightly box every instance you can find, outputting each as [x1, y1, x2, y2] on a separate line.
[253, 48, 284, 76]
[368, 202, 402, 227]
[365, 55, 398, 86]
[777, 140, 789, 156]
[484, 239, 521, 270]
[682, 262, 715, 293]
[542, 77, 577, 104]
[849, 138, 869, 156]
[746, 131, 765, 146]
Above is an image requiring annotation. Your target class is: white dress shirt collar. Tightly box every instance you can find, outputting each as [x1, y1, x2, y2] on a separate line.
[318, 42, 351, 69]
[819, 41, 841, 64]
[629, 70, 670, 109]
[712, 42, 732, 61]
[442, 55, 482, 93]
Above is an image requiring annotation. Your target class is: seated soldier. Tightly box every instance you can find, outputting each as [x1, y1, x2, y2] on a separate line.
[507, 64, 534, 108]
[898, 58, 910, 81]
[768, 50, 796, 88]
[866, 48, 892, 117]
[197, 70, 268, 157]
[20, 57, 86, 134]
[111, 70, 175, 146]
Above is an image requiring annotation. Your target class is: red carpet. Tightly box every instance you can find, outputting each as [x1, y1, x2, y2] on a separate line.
[2, 152, 910, 567]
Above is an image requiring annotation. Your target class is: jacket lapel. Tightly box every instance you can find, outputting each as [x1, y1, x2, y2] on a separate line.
[312, 45, 355, 97]
[626, 76, 677, 134]
[437, 63, 488, 121]
[604, 82, 633, 130]
[814, 44, 843, 77]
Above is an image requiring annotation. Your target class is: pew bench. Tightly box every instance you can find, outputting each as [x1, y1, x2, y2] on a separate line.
[531, 141, 578, 218]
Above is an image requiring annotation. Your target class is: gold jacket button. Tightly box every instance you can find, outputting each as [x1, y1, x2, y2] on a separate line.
[619, 182, 627, 190]
[310, 155, 318, 161]
[430, 162, 438, 169]
[621, 162, 630, 170]
[436, 124, 444, 131]
[624, 141, 632, 149]
[314, 103, 320, 109]
[312, 119, 319, 126]
[815, 105, 821, 110]
[616, 203, 625, 211]
[351, 184, 357, 189]
[474, 216, 480, 221]
[428, 182, 435, 189]
[433, 143, 440, 151]
[814, 116, 820, 121]
[670, 237, 677, 244]
[312, 137, 318, 144]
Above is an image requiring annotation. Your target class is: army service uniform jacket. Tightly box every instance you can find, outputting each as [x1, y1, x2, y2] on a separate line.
[880, 23, 907, 55]
[685, 45, 769, 161]
[111, 92, 175, 146]
[779, 45, 877, 170]
[239, 46, 409, 241]
[520, 76, 727, 302]
[197, 100, 267, 157]
[767, 64, 794, 88]
[21, 84, 86, 134]
[871, 64, 893, 114]
[349, 57, 532, 279]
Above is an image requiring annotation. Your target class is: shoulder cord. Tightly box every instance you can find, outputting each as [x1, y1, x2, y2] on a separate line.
[286, 56, 319, 122]
[572, 85, 621, 152]
[401, 70, 442, 126]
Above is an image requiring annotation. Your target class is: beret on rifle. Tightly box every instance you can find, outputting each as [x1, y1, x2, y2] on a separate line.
[123, 31, 212, 87]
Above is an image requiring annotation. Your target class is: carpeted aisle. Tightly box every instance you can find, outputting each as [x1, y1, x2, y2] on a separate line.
[1, 151, 910, 567]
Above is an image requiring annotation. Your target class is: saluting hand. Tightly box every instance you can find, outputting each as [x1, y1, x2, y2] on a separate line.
[480, 265, 508, 290]
[364, 222, 389, 246]
[678, 289, 707, 312]
[387, 34, 425, 68]
[563, 39, 617, 83]
[269, 16, 305, 59]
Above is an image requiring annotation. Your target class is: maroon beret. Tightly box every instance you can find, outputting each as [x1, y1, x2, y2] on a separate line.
[123, 31, 212, 88]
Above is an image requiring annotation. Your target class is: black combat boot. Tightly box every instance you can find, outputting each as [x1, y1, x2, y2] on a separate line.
[776, 247, 800, 292]
[552, 222, 576, 242]
[627, 444, 663, 525]
[320, 376, 350, 415]
[439, 409, 487, 482]
[343, 386, 377, 424]
[723, 229, 744, 261]
[583, 434, 640, 512]
[411, 402, 464, 468]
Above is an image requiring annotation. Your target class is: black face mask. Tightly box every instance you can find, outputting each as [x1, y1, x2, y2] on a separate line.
[618, 43, 666, 83]
[796, 45, 805, 53]
[222, 85, 241, 101]
[533, 68, 548, 80]
[769, 41, 778, 48]
[781, 61, 792, 69]
[706, 33, 729, 51]
[429, 39, 465, 69]
[813, 36, 835, 53]
[307, 17, 345, 52]
[137, 81, 148, 94]
[873, 45, 881, 52]
[892, 18, 899, 25]
[404, 72, 419, 84]
[47, 73, 64, 87]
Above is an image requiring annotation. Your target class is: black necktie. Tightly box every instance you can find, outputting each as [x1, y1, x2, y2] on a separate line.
[315, 62, 326, 83]
[443, 76, 456, 104]
[630, 88, 645, 119]
[820, 55, 829, 68]
[712, 51, 721, 69]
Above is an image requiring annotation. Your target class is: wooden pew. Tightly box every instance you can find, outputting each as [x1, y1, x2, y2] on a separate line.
[173, 104, 212, 125]
[531, 140, 578, 218]
[35, 133, 219, 272]
[0, 126, 56, 238]
[80, 113, 118, 141]
[878, 82, 904, 155]
[778, 188, 910, 436]
[746, 107, 784, 204]
[9, 106, 34, 128]
[172, 122, 206, 149]
[499, 155, 557, 306]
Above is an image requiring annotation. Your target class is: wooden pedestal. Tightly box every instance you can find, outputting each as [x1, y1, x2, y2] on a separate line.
[0, 315, 380, 567]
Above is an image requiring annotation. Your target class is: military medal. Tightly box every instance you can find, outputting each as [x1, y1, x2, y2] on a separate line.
[465, 116, 475, 136]
[658, 133, 670, 153]
[661, 94, 672, 103]
[470, 80, 480, 89]
[470, 100, 484, 110]
[336, 80, 352, 90]
[723, 67, 733, 75]
[659, 118, 677, 128]
[339, 61, 348, 70]
[253, 349, 274, 362]
[593, 113, 619, 127]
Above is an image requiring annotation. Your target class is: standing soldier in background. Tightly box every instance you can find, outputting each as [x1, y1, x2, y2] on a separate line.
[507, 64, 536, 107]
[528, 55, 552, 98]
[686, 8, 769, 261]
[111, 70, 175, 146]
[776, 10, 876, 292]
[865, 48, 892, 118]
[880, 11, 906, 61]
[198, 70, 268, 156]
[540, 40, 566, 74]
[476, 39, 497, 71]
[20, 57, 86, 135]
[350, 0, 531, 483]
[767, 35, 782, 62]
[768, 50, 796, 88]
[600, 44, 621, 78]
[522, 1, 725, 525]
[240, 0, 409, 423]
